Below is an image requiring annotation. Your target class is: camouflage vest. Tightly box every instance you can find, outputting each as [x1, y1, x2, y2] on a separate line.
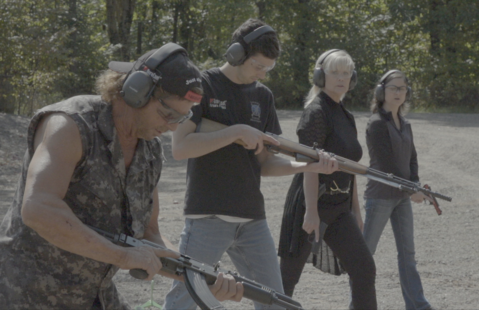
[0, 95, 163, 309]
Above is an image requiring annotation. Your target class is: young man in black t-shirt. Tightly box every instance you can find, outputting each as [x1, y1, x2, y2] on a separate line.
[164, 19, 338, 310]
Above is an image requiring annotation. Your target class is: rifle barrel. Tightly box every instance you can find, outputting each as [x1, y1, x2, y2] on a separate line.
[199, 118, 452, 206]
[265, 132, 452, 202]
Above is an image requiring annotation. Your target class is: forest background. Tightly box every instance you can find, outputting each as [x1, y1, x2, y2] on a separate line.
[0, 0, 478, 115]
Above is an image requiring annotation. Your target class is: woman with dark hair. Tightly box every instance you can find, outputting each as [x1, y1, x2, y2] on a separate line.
[278, 49, 377, 310]
[363, 70, 435, 310]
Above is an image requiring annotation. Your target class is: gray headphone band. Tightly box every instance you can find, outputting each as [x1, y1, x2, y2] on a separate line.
[242, 25, 275, 44]
[144, 43, 187, 71]
[318, 49, 341, 66]
[378, 69, 401, 85]
[124, 43, 187, 86]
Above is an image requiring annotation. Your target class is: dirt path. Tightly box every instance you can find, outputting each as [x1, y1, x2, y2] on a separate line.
[1, 111, 478, 309]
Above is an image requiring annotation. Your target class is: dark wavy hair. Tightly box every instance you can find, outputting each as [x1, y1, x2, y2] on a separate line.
[230, 18, 281, 61]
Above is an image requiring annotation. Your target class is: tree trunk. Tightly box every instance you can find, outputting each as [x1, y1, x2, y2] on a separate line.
[428, 0, 441, 56]
[106, 0, 137, 61]
[178, 0, 191, 51]
[291, 0, 314, 106]
[68, 0, 78, 74]
[137, 21, 142, 56]
[172, 3, 179, 42]
[256, 1, 266, 20]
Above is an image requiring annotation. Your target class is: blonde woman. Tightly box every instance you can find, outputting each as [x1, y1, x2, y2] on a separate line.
[278, 50, 377, 309]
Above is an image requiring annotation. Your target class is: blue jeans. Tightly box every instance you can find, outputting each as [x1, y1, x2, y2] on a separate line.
[163, 217, 284, 310]
[363, 198, 431, 310]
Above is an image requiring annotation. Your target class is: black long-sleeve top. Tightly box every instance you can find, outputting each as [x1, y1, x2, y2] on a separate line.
[364, 108, 419, 199]
[298, 92, 363, 203]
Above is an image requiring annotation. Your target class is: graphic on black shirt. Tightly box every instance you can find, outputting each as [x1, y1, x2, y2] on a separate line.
[209, 98, 227, 109]
[250, 101, 261, 122]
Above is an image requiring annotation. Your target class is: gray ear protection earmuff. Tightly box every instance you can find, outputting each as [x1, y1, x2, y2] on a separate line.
[374, 69, 411, 103]
[121, 43, 187, 108]
[225, 25, 276, 66]
[313, 49, 358, 91]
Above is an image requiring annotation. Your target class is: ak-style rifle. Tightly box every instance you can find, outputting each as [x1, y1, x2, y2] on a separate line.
[88, 225, 304, 310]
[197, 118, 451, 214]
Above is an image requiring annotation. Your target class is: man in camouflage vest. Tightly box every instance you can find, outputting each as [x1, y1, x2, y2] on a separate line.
[0, 43, 243, 309]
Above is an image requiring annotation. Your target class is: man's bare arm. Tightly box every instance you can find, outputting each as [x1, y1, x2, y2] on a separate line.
[20, 113, 176, 281]
[172, 119, 279, 160]
[143, 186, 178, 251]
[193, 117, 337, 176]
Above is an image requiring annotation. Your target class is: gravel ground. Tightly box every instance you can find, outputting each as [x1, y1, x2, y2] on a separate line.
[1, 110, 478, 310]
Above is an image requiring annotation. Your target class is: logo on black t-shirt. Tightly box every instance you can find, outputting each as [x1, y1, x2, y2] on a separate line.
[250, 102, 261, 123]
[209, 98, 227, 109]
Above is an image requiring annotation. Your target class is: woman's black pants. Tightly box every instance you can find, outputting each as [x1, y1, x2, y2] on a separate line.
[280, 211, 377, 310]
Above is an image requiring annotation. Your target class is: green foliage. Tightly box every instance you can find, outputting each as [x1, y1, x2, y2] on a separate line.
[1, 0, 478, 115]
[0, 0, 109, 115]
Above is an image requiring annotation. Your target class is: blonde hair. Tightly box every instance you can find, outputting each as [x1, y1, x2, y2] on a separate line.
[95, 70, 126, 103]
[304, 50, 355, 107]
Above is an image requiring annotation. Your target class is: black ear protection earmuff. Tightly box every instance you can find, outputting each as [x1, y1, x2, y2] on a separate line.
[374, 69, 411, 103]
[225, 25, 276, 66]
[121, 43, 187, 108]
[312, 49, 358, 90]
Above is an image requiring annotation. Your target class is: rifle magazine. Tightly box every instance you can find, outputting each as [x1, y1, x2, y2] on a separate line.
[185, 269, 226, 310]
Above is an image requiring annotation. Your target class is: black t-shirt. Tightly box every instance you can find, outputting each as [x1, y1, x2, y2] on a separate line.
[184, 68, 282, 219]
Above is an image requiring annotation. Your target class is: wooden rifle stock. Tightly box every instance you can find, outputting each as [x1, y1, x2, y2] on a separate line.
[198, 118, 366, 173]
[197, 118, 452, 207]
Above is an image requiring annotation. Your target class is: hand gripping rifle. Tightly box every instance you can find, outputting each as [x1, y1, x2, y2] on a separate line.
[88, 225, 304, 310]
[197, 118, 452, 214]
